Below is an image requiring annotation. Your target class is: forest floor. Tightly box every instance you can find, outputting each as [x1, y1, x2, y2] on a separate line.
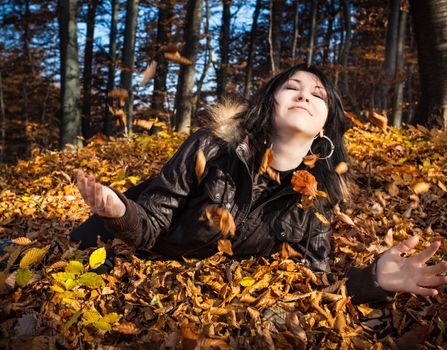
[0, 123, 446, 349]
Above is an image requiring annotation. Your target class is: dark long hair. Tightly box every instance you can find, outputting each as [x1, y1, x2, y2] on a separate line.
[241, 64, 350, 208]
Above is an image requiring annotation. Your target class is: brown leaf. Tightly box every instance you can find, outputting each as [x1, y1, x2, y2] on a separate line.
[291, 170, 318, 197]
[195, 148, 206, 182]
[217, 239, 233, 256]
[140, 61, 157, 86]
[280, 242, 301, 259]
[367, 111, 388, 130]
[303, 154, 319, 168]
[164, 51, 192, 65]
[113, 322, 141, 335]
[333, 204, 355, 226]
[200, 206, 235, 238]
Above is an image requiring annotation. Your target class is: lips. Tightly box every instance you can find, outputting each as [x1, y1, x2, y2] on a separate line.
[289, 105, 312, 116]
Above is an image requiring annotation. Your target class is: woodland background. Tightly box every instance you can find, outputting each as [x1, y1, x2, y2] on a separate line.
[0, 0, 447, 349]
[0, 0, 446, 163]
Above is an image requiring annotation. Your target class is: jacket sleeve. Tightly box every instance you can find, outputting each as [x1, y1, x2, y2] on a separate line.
[101, 129, 217, 250]
[305, 215, 394, 305]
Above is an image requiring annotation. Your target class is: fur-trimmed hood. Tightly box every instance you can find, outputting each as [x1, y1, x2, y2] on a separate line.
[206, 98, 248, 146]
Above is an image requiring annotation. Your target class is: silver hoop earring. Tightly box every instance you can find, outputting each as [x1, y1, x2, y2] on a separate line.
[310, 134, 335, 160]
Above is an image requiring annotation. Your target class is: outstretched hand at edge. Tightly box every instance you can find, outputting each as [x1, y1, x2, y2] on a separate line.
[377, 235, 447, 296]
[76, 169, 126, 219]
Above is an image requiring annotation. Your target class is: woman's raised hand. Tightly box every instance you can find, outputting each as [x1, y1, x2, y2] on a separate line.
[377, 235, 447, 296]
[76, 169, 126, 218]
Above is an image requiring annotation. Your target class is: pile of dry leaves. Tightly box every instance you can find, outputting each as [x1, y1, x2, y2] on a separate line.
[0, 124, 446, 349]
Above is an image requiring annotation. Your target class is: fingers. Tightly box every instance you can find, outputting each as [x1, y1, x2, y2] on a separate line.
[413, 286, 439, 297]
[417, 275, 447, 288]
[391, 235, 419, 256]
[410, 241, 442, 264]
[95, 183, 105, 212]
[422, 260, 447, 275]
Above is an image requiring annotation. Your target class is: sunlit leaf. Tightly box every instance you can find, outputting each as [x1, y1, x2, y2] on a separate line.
[240, 276, 256, 287]
[89, 247, 106, 269]
[19, 246, 49, 268]
[65, 260, 84, 274]
[78, 272, 105, 288]
[15, 268, 32, 287]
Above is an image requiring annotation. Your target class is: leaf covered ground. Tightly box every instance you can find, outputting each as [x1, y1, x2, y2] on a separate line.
[0, 124, 446, 349]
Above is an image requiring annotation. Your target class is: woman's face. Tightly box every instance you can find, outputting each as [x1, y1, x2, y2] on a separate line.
[273, 70, 329, 139]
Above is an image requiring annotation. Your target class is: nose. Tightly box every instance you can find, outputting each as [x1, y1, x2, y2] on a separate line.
[295, 92, 310, 103]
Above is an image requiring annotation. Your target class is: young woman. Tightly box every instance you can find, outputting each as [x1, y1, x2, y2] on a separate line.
[71, 64, 447, 305]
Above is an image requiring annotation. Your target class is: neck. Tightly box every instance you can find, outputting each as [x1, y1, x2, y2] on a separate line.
[269, 132, 314, 171]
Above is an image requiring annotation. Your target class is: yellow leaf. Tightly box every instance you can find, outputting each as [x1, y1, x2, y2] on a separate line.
[65, 278, 77, 291]
[50, 285, 65, 293]
[79, 272, 105, 288]
[103, 312, 122, 324]
[65, 260, 84, 274]
[127, 176, 140, 185]
[240, 276, 256, 287]
[82, 310, 101, 324]
[16, 268, 32, 287]
[315, 212, 329, 224]
[217, 239, 233, 256]
[19, 246, 49, 268]
[89, 247, 106, 269]
[93, 320, 112, 331]
[413, 182, 430, 194]
[52, 272, 76, 282]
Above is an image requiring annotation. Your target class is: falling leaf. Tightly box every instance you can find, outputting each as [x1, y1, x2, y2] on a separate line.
[15, 268, 32, 287]
[195, 148, 206, 182]
[291, 170, 318, 197]
[200, 206, 235, 238]
[133, 119, 154, 130]
[335, 162, 349, 175]
[315, 212, 329, 224]
[19, 246, 49, 268]
[258, 147, 273, 175]
[303, 154, 319, 168]
[164, 51, 192, 65]
[11, 237, 32, 246]
[413, 182, 430, 194]
[140, 61, 157, 86]
[280, 242, 301, 259]
[367, 111, 388, 130]
[89, 247, 106, 269]
[344, 111, 364, 127]
[217, 239, 233, 256]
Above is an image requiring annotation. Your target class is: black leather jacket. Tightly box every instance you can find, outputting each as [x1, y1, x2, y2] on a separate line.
[102, 128, 393, 305]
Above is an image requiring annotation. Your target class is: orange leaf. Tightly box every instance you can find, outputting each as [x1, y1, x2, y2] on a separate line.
[164, 51, 192, 65]
[258, 147, 274, 175]
[367, 111, 388, 130]
[200, 206, 236, 238]
[335, 162, 348, 175]
[413, 182, 430, 194]
[291, 170, 318, 197]
[280, 242, 301, 259]
[217, 239, 233, 256]
[195, 149, 206, 182]
[11, 237, 32, 246]
[303, 154, 319, 168]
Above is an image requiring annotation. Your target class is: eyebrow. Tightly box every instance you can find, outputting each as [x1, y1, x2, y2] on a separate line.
[288, 78, 325, 91]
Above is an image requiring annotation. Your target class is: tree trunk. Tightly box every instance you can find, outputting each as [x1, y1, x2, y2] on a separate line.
[292, 0, 300, 62]
[409, 0, 447, 128]
[173, 0, 203, 133]
[120, 0, 139, 135]
[82, 0, 98, 140]
[381, 0, 400, 112]
[151, 0, 172, 113]
[58, 0, 82, 148]
[391, 8, 407, 127]
[306, 0, 318, 66]
[103, 0, 119, 137]
[322, 1, 334, 64]
[339, 0, 352, 105]
[269, 0, 284, 73]
[216, 0, 231, 97]
[244, 0, 261, 98]
[195, 0, 212, 114]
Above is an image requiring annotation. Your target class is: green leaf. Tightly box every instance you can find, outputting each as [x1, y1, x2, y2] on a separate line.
[65, 260, 84, 274]
[65, 278, 77, 291]
[78, 272, 105, 288]
[52, 272, 76, 283]
[65, 310, 82, 330]
[93, 320, 112, 331]
[102, 312, 122, 324]
[89, 247, 106, 269]
[16, 268, 32, 287]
